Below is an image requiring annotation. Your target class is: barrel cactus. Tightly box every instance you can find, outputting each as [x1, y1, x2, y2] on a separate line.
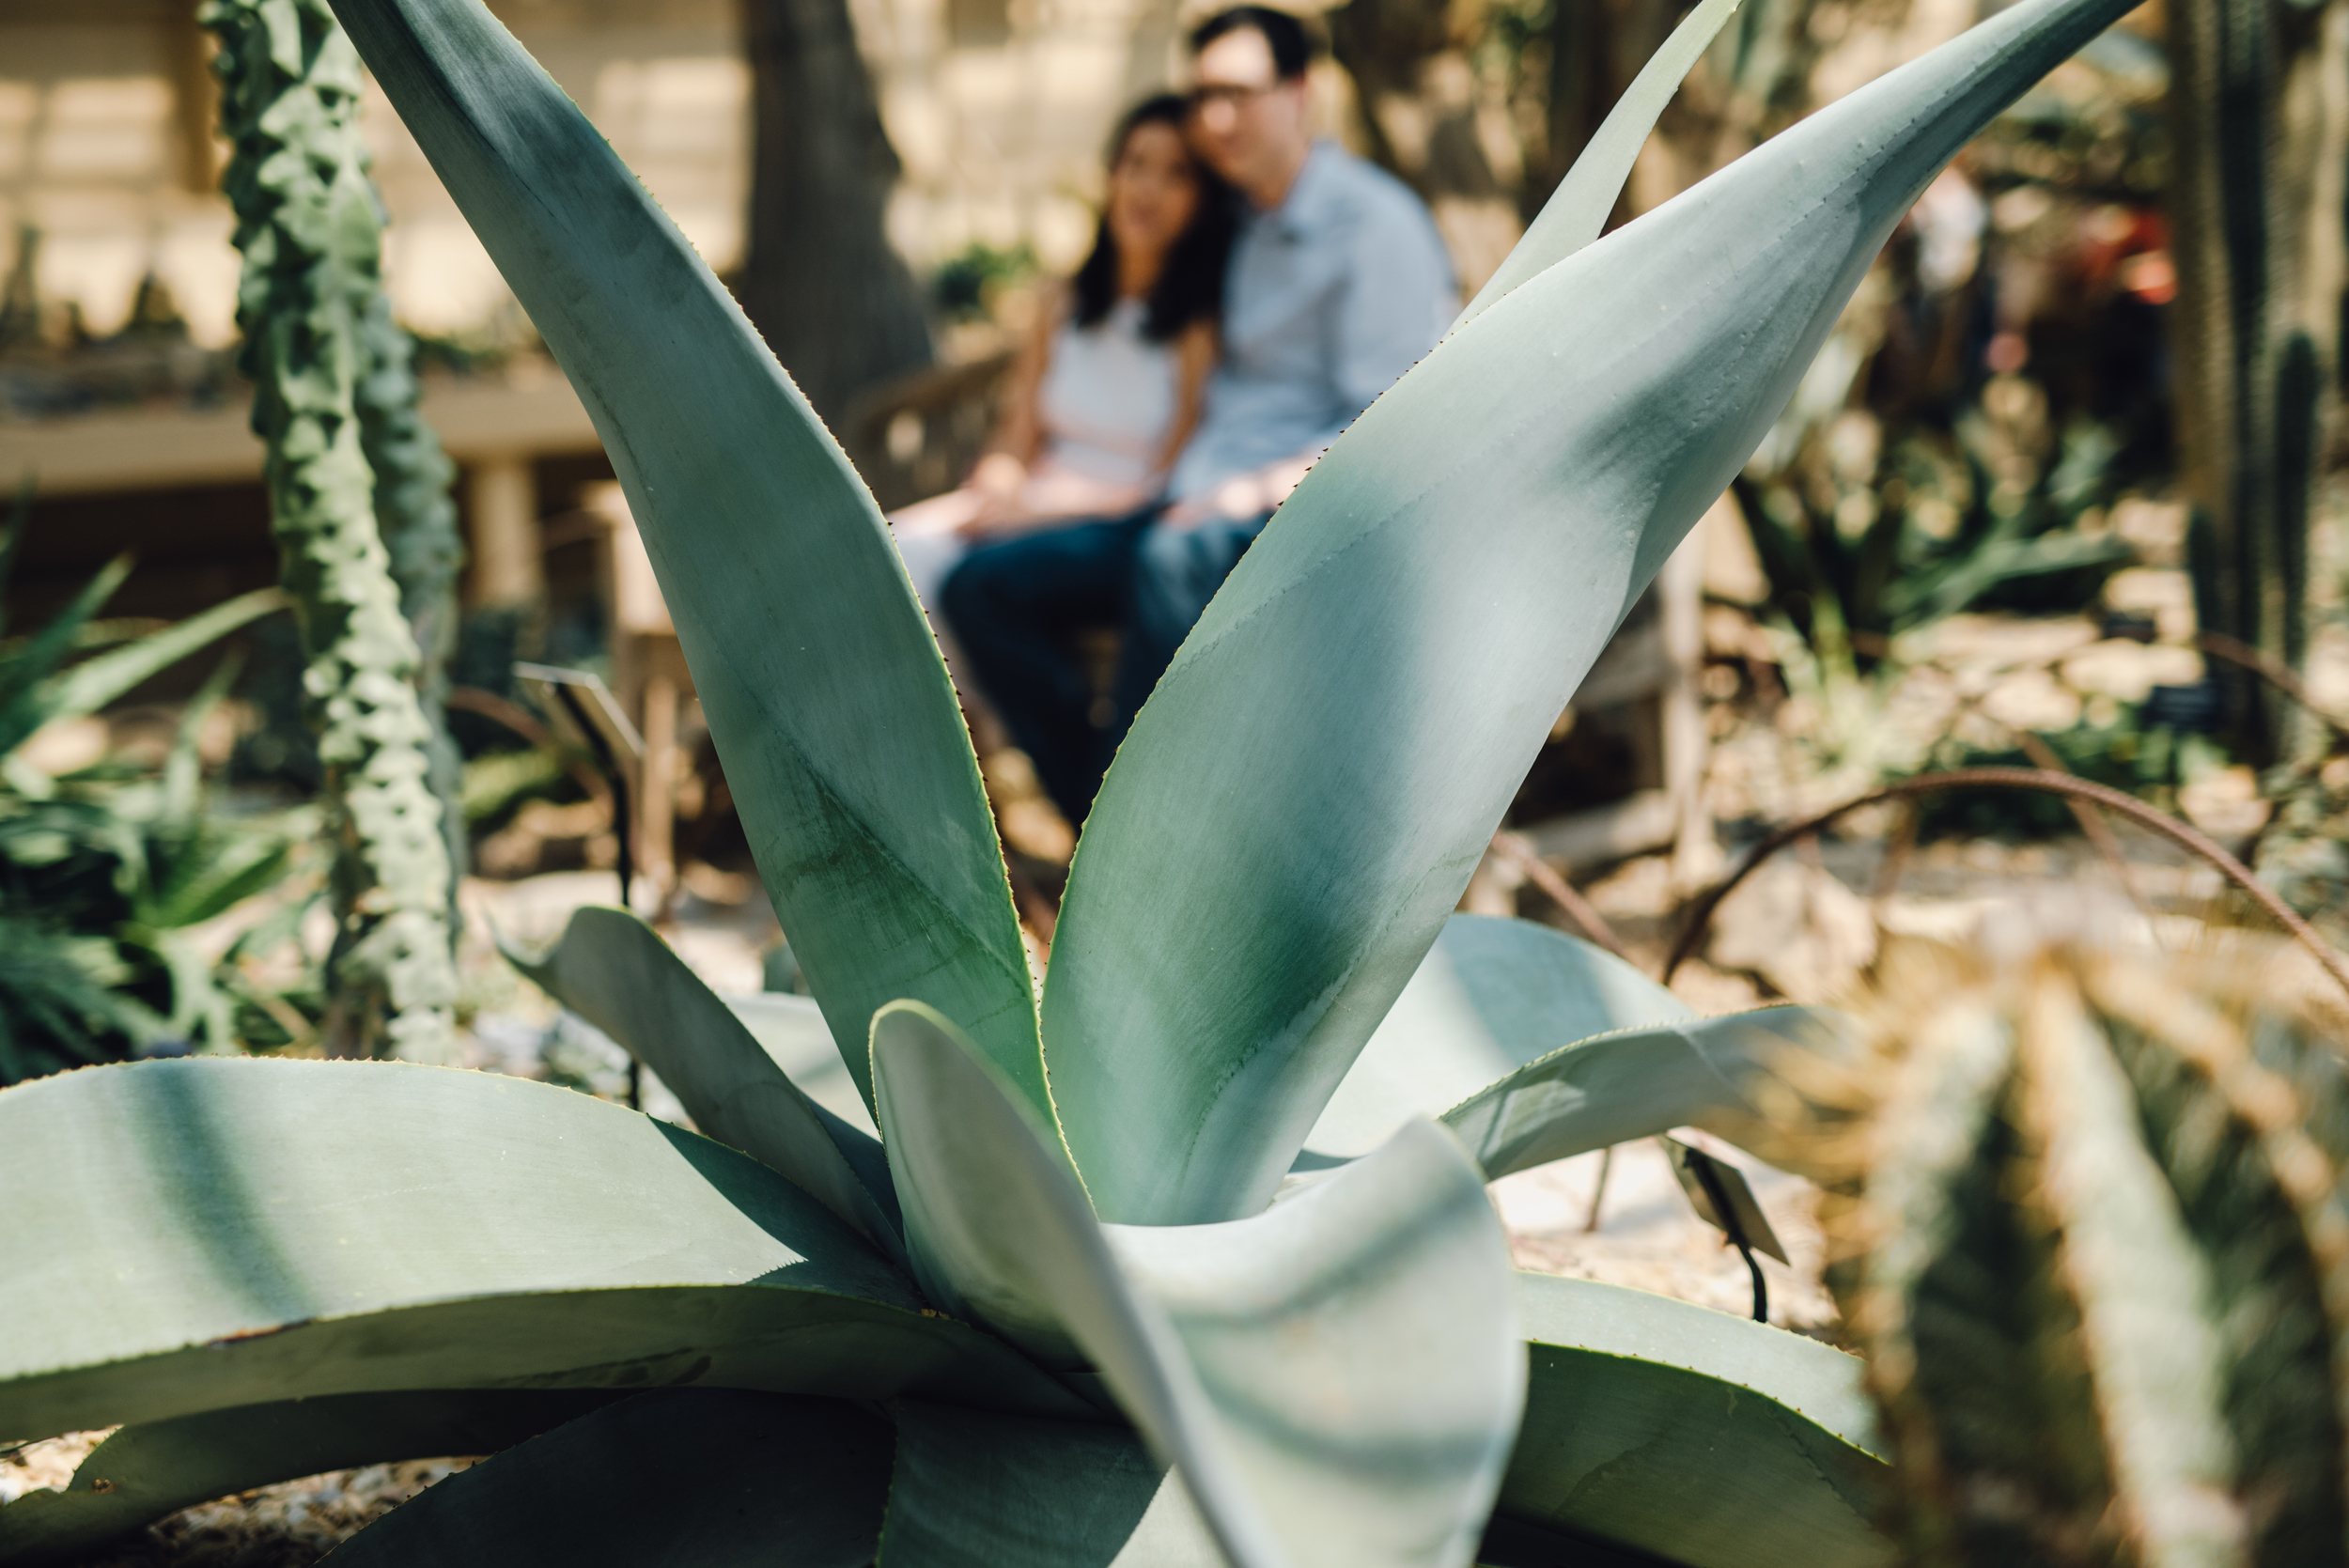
[0, 0, 2142, 1559]
[1800, 932, 2349, 1568]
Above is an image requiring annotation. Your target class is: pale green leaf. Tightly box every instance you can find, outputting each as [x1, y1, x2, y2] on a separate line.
[0, 1059, 1085, 1447]
[321, 1389, 893, 1565]
[0, 1390, 612, 1567]
[1499, 1273, 1890, 1568]
[1042, 0, 2144, 1225]
[1441, 1006, 1840, 1181]
[870, 1002, 1520, 1568]
[506, 906, 903, 1262]
[328, 0, 1043, 1124]
[1455, 0, 1742, 324]
[877, 1403, 1223, 1567]
[724, 990, 879, 1135]
[1302, 914, 1690, 1163]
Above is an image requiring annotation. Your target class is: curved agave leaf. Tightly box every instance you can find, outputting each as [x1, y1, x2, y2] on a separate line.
[1501, 1273, 1890, 1568]
[1456, 0, 1741, 324]
[327, 0, 1044, 1126]
[0, 1390, 614, 1566]
[870, 1002, 1521, 1568]
[1442, 1006, 1841, 1181]
[1041, 0, 2144, 1226]
[320, 1389, 893, 1565]
[1302, 915, 1691, 1163]
[878, 1403, 1223, 1567]
[0, 1059, 1084, 1446]
[724, 990, 879, 1134]
[507, 907, 903, 1262]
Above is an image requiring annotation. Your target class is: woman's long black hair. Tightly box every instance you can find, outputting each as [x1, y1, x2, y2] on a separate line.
[1069, 94, 1237, 343]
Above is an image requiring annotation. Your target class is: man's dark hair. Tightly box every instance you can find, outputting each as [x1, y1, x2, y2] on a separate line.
[1069, 95, 1240, 342]
[1188, 6, 1316, 80]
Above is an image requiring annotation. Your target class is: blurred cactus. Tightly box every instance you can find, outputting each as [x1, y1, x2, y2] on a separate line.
[355, 287, 469, 901]
[2167, 0, 2348, 764]
[1790, 934, 2349, 1567]
[204, 0, 459, 1063]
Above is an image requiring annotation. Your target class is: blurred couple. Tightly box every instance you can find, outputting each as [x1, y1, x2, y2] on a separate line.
[892, 5, 1455, 827]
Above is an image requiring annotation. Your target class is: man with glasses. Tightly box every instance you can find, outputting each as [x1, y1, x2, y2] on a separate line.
[943, 5, 1455, 826]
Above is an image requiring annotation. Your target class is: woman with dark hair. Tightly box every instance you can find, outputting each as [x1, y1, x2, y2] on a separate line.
[892, 94, 1237, 607]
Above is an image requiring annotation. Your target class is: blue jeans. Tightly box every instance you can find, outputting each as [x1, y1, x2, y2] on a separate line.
[942, 507, 1268, 825]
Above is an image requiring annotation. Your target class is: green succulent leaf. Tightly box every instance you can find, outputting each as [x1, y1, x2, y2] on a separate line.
[0, 557, 132, 741]
[724, 990, 879, 1134]
[1455, 0, 1741, 323]
[1441, 1006, 1840, 1181]
[0, 1059, 1085, 1447]
[0, 1390, 614, 1567]
[319, 1389, 894, 1566]
[507, 907, 904, 1262]
[1500, 1273, 1890, 1568]
[22, 587, 286, 754]
[878, 1402, 1224, 1567]
[1040, 0, 2144, 1226]
[327, 0, 1043, 1124]
[870, 1001, 1520, 1568]
[1301, 915, 1692, 1163]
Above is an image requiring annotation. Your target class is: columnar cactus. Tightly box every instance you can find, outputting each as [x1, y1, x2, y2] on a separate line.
[354, 287, 469, 901]
[205, 0, 459, 1063]
[1801, 933, 2349, 1567]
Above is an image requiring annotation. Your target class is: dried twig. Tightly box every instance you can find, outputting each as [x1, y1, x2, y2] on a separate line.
[1662, 767, 2349, 1004]
[1488, 832, 1631, 960]
[2196, 631, 2349, 747]
[2013, 731, 2155, 929]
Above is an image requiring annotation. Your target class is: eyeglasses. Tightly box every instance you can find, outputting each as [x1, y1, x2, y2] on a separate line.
[1187, 81, 1278, 112]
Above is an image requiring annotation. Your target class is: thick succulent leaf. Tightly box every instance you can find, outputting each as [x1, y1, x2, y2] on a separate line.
[0, 1059, 1085, 1447]
[877, 1403, 1223, 1567]
[321, 1389, 893, 1566]
[507, 907, 903, 1261]
[1042, 0, 2143, 1226]
[1302, 915, 1690, 1163]
[725, 990, 879, 1135]
[870, 1002, 1521, 1568]
[1442, 1006, 1842, 1181]
[328, 0, 1043, 1125]
[1455, 0, 1741, 324]
[1104, 1129, 1524, 1568]
[0, 1390, 614, 1566]
[1501, 1273, 1890, 1568]
[29, 587, 285, 742]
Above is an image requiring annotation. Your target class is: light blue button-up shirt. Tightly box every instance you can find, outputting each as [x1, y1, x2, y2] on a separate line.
[1169, 140, 1455, 503]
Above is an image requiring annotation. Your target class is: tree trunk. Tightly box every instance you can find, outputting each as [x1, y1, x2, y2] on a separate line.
[738, 0, 933, 427]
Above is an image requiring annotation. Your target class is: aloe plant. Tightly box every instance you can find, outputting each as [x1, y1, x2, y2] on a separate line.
[1797, 934, 2349, 1567]
[0, 496, 288, 1083]
[0, 0, 2142, 1558]
[204, 0, 459, 1063]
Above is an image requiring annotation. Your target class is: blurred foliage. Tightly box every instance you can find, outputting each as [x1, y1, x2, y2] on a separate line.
[930, 241, 1039, 324]
[0, 504, 320, 1084]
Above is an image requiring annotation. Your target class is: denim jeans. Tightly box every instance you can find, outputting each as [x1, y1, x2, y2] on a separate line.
[941, 506, 1269, 826]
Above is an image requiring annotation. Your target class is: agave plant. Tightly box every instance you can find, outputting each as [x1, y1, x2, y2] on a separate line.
[0, 0, 2142, 1558]
[1789, 932, 2349, 1568]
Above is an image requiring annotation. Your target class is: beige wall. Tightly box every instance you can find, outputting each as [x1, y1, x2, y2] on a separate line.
[0, 0, 1205, 349]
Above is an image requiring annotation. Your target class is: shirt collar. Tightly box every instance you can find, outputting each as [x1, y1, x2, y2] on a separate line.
[1258, 140, 1343, 241]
